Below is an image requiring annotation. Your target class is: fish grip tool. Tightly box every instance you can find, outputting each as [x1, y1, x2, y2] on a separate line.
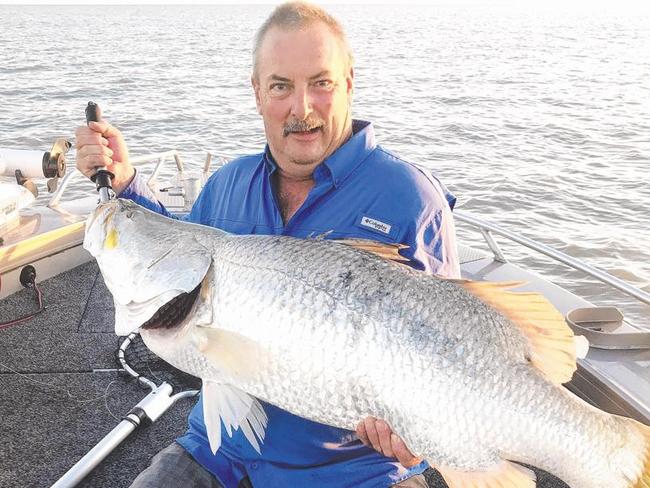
[118, 333, 201, 392]
[85, 102, 115, 203]
[51, 332, 200, 488]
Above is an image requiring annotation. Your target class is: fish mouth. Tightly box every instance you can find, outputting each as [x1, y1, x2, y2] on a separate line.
[140, 283, 202, 331]
[84, 200, 118, 252]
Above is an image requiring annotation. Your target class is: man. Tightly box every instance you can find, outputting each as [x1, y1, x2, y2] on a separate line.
[76, 2, 460, 487]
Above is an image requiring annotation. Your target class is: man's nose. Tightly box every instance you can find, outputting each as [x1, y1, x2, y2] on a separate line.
[290, 85, 313, 119]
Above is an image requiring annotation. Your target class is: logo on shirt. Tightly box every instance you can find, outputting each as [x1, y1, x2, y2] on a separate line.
[360, 216, 391, 235]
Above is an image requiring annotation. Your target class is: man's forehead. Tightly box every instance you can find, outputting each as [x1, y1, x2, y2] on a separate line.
[261, 21, 337, 47]
[257, 22, 347, 78]
[266, 70, 335, 82]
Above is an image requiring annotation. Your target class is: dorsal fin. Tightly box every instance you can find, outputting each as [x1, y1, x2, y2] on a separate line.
[333, 238, 410, 263]
[460, 280, 584, 384]
[437, 460, 536, 488]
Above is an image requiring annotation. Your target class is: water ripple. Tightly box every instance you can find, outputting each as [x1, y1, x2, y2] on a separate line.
[0, 4, 648, 325]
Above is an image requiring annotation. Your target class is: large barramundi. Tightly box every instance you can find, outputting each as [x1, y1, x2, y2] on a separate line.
[84, 198, 650, 488]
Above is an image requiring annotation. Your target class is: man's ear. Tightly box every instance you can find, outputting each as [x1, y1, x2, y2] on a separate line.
[346, 67, 354, 103]
[251, 76, 262, 115]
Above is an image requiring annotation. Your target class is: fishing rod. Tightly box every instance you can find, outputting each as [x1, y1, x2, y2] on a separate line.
[49, 104, 200, 488]
[85, 102, 115, 203]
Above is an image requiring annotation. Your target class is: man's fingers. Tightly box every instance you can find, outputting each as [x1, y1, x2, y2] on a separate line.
[390, 433, 421, 468]
[75, 136, 108, 148]
[75, 126, 106, 145]
[90, 154, 113, 166]
[77, 145, 113, 158]
[356, 420, 369, 446]
[363, 417, 381, 452]
[77, 154, 113, 177]
[77, 155, 113, 177]
[76, 124, 114, 177]
[87, 120, 108, 134]
[360, 417, 422, 467]
[76, 122, 119, 149]
[376, 420, 394, 458]
[88, 120, 121, 138]
[76, 136, 108, 146]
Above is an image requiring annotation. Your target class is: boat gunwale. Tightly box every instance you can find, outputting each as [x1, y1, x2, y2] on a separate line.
[454, 209, 650, 308]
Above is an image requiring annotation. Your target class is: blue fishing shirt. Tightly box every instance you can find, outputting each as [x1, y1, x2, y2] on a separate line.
[120, 120, 460, 488]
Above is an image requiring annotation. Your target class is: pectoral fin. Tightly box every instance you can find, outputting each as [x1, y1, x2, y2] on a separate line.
[195, 328, 270, 454]
[194, 327, 267, 381]
[203, 380, 268, 454]
[437, 460, 536, 488]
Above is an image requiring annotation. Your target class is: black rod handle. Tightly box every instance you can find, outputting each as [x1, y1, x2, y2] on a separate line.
[85, 101, 115, 200]
[86, 101, 100, 125]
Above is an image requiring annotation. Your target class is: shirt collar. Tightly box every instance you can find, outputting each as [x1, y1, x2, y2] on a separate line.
[262, 119, 376, 188]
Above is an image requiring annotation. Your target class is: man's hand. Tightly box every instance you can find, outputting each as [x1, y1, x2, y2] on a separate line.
[75, 120, 135, 195]
[356, 417, 423, 468]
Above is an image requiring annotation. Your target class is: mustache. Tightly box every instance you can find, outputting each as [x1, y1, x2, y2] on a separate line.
[283, 118, 325, 137]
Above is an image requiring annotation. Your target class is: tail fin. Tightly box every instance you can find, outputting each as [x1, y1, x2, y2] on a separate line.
[625, 419, 650, 488]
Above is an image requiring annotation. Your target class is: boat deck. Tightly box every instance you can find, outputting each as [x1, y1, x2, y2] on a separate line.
[0, 260, 569, 487]
[0, 261, 200, 488]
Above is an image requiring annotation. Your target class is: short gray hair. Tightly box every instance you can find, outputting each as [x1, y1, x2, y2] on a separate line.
[252, 1, 354, 80]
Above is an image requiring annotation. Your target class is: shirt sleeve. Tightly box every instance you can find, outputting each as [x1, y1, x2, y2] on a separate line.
[118, 170, 177, 218]
[117, 170, 215, 225]
[399, 170, 461, 279]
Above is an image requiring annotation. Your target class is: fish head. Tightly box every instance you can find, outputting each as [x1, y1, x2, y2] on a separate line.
[83, 198, 213, 336]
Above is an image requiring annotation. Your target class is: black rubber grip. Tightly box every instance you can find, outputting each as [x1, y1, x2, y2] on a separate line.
[84, 101, 115, 187]
[85, 101, 100, 125]
[92, 170, 114, 187]
[125, 407, 151, 427]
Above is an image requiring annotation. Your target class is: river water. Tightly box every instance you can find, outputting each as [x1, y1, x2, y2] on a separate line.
[0, 4, 648, 326]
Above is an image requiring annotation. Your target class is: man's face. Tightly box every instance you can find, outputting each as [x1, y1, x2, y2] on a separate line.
[252, 22, 354, 173]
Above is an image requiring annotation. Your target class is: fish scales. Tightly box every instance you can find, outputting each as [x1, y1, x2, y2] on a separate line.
[199, 235, 561, 468]
[84, 199, 650, 488]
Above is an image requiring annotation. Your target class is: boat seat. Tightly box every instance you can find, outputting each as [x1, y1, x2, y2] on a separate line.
[566, 307, 650, 350]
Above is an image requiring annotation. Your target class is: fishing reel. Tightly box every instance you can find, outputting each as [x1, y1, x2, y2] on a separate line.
[0, 138, 71, 197]
[0, 139, 71, 231]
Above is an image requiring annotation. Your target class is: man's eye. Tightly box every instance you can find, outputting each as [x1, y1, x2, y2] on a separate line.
[315, 80, 334, 90]
[270, 83, 288, 93]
